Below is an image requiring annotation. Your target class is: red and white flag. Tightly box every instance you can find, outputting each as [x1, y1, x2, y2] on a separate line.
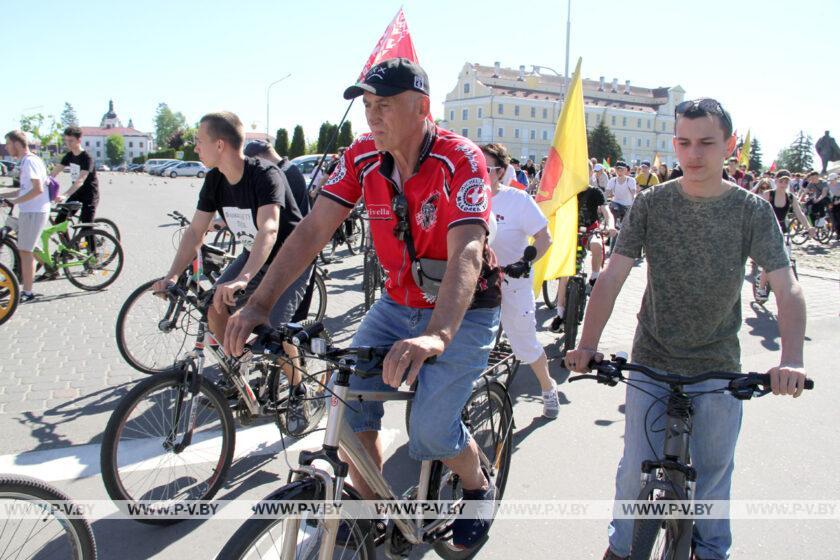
[358, 8, 419, 80]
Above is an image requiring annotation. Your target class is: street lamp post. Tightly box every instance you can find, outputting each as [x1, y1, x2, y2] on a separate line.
[265, 74, 292, 139]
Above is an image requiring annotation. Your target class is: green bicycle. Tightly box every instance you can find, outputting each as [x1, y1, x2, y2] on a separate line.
[1, 200, 124, 291]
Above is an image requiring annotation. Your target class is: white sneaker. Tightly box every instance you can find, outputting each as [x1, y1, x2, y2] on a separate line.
[542, 379, 560, 419]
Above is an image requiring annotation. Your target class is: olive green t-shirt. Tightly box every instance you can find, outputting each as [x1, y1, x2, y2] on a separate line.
[613, 180, 790, 375]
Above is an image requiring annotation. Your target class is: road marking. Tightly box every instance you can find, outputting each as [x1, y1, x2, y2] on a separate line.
[0, 423, 400, 483]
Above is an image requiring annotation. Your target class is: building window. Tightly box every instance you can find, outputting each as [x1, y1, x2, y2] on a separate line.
[647, 119, 651, 129]
[514, 105, 520, 116]
[140, 142, 144, 149]
[498, 104, 504, 115]
[514, 128, 520, 139]
[450, 110, 455, 121]
[661, 122, 666, 131]
[646, 139, 650, 147]
[622, 117, 627, 127]
[477, 107, 483, 118]
[637, 118, 642, 128]
[611, 116, 616, 126]
[542, 130, 548, 140]
[596, 115, 601, 123]
[129, 141, 133, 148]
[464, 83, 470, 94]
[96, 151, 101, 158]
[462, 128, 469, 137]
[462, 108, 468, 120]
[530, 129, 536, 140]
[542, 108, 548, 119]
[85, 141, 90, 147]
[637, 138, 641, 147]
[96, 141, 100, 147]
[623, 137, 627, 146]
[498, 128, 504, 138]
[530, 107, 536, 118]
[477, 128, 482, 139]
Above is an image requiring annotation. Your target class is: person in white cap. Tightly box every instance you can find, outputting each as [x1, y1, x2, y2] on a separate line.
[591, 163, 609, 191]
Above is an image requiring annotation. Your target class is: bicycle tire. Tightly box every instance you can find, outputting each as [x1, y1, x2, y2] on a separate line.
[752, 273, 769, 305]
[430, 380, 513, 559]
[790, 221, 808, 245]
[93, 217, 121, 240]
[0, 262, 20, 326]
[213, 227, 237, 255]
[629, 503, 681, 560]
[355, 213, 366, 253]
[0, 474, 97, 559]
[63, 229, 124, 291]
[0, 236, 20, 280]
[217, 481, 375, 560]
[116, 277, 199, 374]
[100, 370, 235, 525]
[542, 279, 559, 309]
[816, 225, 831, 244]
[344, 214, 364, 255]
[563, 279, 581, 353]
[308, 270, 327, 322]
[363, 252, 378, 311]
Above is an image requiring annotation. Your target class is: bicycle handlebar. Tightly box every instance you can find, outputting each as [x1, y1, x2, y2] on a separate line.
[563, 353, 814, 399]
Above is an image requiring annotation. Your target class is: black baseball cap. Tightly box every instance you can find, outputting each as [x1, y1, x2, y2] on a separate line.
[244, 140, 270, 157]
[343, 58, 430, 100]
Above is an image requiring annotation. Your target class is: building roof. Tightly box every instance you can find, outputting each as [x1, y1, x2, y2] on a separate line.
[470, 63, 674, 111]
[80, 126, 151, 137]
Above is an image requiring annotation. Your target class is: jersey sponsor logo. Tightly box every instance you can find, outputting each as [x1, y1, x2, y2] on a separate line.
[456, 178, 489, 213]
[415, 192, 439, 231]
[325, 157, 346, 186]
[454, 144, 479, 173]
[366, 204, 392, 220]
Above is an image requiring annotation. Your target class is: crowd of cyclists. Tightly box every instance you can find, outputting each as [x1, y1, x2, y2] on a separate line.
[0, 56, 821, 559]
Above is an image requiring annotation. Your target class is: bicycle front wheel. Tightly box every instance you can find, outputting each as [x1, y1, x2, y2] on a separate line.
[362, 252, 378, 311]
[218, 481, 375, 560]
[100, 370, 235, 525]
[0, 262, 19, 326]
[93, 217, 121, 240]
[563, 279, 582, 353]
[629, 502, 682, 560]
[0, 237, 20, 280]
[116, 278, 198, 374]
[0, 474, 97, 559]
[542, 279, 559, 309]
[63, 229, 124, 290]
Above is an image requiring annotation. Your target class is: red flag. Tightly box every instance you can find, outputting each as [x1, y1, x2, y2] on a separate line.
[358, 8, 419, 80]
[510, 179, 527, 191]
[769, 161, 777, 172]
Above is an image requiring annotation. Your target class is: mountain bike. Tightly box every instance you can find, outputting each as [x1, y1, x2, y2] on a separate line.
[567, 353, 814, 560]
[0, 473, 97, 559]
[0, 200, 124, 290]
[320, 205, 365, 263]
[361, 215, 385, 311]
[102, 289, 331, 525]
[543, 227, 592, 353]
[752, 231, 798, 305]
[217, 324, 514, 560]
[0, 261, 19, 326]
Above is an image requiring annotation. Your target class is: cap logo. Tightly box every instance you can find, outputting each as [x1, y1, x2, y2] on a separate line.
[366, 66, 387, 81]
[414, 75, 425, 90]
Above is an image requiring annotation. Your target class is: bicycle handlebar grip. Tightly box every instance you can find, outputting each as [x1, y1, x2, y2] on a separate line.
[805, 379, 814, 390]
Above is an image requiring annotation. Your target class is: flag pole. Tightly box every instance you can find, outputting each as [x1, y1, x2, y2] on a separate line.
[562, 0, 571, 102]
[306, 99, 355, 190]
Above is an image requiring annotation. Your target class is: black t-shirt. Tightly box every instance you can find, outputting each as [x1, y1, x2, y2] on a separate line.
[280, 159, 310, 217]
[61, 151, 99, 201]
[197, 157, 302, 261]
[577, 186, 606, 227]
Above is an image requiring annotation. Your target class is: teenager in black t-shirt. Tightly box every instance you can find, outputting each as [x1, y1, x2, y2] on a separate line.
[153, 113, 309, 361]
[50, 126, 100, 224]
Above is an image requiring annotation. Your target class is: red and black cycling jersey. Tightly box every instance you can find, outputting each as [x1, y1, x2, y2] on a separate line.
[320, 123, 501, 309]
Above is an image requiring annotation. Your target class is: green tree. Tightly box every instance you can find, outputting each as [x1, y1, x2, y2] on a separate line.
[288, 125, 306, 159]
[20, 113, 61, 158]
[748, 138, 763, 172]
[274, 128, 289, 157]
[586, 121, 622, 163]
[105, 134, 125, 166]
[154, 103, 187, 148]
[337, 121, 354, 148]
[316, 122, 341, 153]
[60, 102, 79, 128]
[777, 131, 813, 173]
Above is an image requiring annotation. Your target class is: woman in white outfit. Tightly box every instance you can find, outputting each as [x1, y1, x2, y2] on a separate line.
[482, 143, 559, 417]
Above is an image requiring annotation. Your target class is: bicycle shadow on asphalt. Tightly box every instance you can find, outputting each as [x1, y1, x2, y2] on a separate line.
[19, 290, 99, 305]
[14, 382, 136, 456]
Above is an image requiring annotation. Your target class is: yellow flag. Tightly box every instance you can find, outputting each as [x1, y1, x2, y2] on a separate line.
[652, 152, 661, 171]
[532, 58, 589, 295]
[739, 130, 751, 168]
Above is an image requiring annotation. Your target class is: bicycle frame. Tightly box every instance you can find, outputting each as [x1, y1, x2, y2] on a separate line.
[33, 220, 95, 271]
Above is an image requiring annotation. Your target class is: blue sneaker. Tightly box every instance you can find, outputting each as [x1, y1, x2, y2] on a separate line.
[451, 470, 496, 550]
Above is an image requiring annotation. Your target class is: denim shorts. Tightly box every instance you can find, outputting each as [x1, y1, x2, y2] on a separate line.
[343, 294, 500, 461]
[217, 252, 311, 326]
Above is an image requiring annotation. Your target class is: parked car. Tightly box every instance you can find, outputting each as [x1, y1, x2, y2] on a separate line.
[128, 163, 145, 172]
[114, 163, 129, 172]
[166, 161, 208, 178]
[143, 158, 177, 173]
[96, 163, 111, 171]
[290, 154, 333, 183]
[150, 161, 182, 176]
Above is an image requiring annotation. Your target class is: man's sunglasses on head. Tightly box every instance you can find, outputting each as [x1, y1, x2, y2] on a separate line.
[675, 98, 733, 134]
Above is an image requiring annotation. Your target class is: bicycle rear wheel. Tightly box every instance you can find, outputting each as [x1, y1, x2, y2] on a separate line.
[0, 474, 97, 559]
[542, 279, 559, 309]
[93, 217, 121, 240]
[363, 252, 378, 311]
[100, 369, 235, 525]
[0, 262, 20, 326]
[115, 277, 199, 374]
[429, 381, 513, 559]
[790, 220, 809, 245]
[218, 481, 375, 560]
[0, 237, 20, 280]
[63, 229, 124, 291]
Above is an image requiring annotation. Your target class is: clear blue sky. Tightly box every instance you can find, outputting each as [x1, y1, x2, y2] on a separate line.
[2, 0, 836, 163]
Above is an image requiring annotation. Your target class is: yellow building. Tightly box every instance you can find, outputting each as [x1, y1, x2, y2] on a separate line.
[441, 62, 685, 166]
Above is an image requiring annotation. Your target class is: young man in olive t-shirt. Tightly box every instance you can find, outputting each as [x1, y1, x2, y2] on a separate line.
[565, 99, 809, 560]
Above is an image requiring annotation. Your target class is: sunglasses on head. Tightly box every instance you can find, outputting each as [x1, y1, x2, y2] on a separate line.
[675, 98, 733, 134]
